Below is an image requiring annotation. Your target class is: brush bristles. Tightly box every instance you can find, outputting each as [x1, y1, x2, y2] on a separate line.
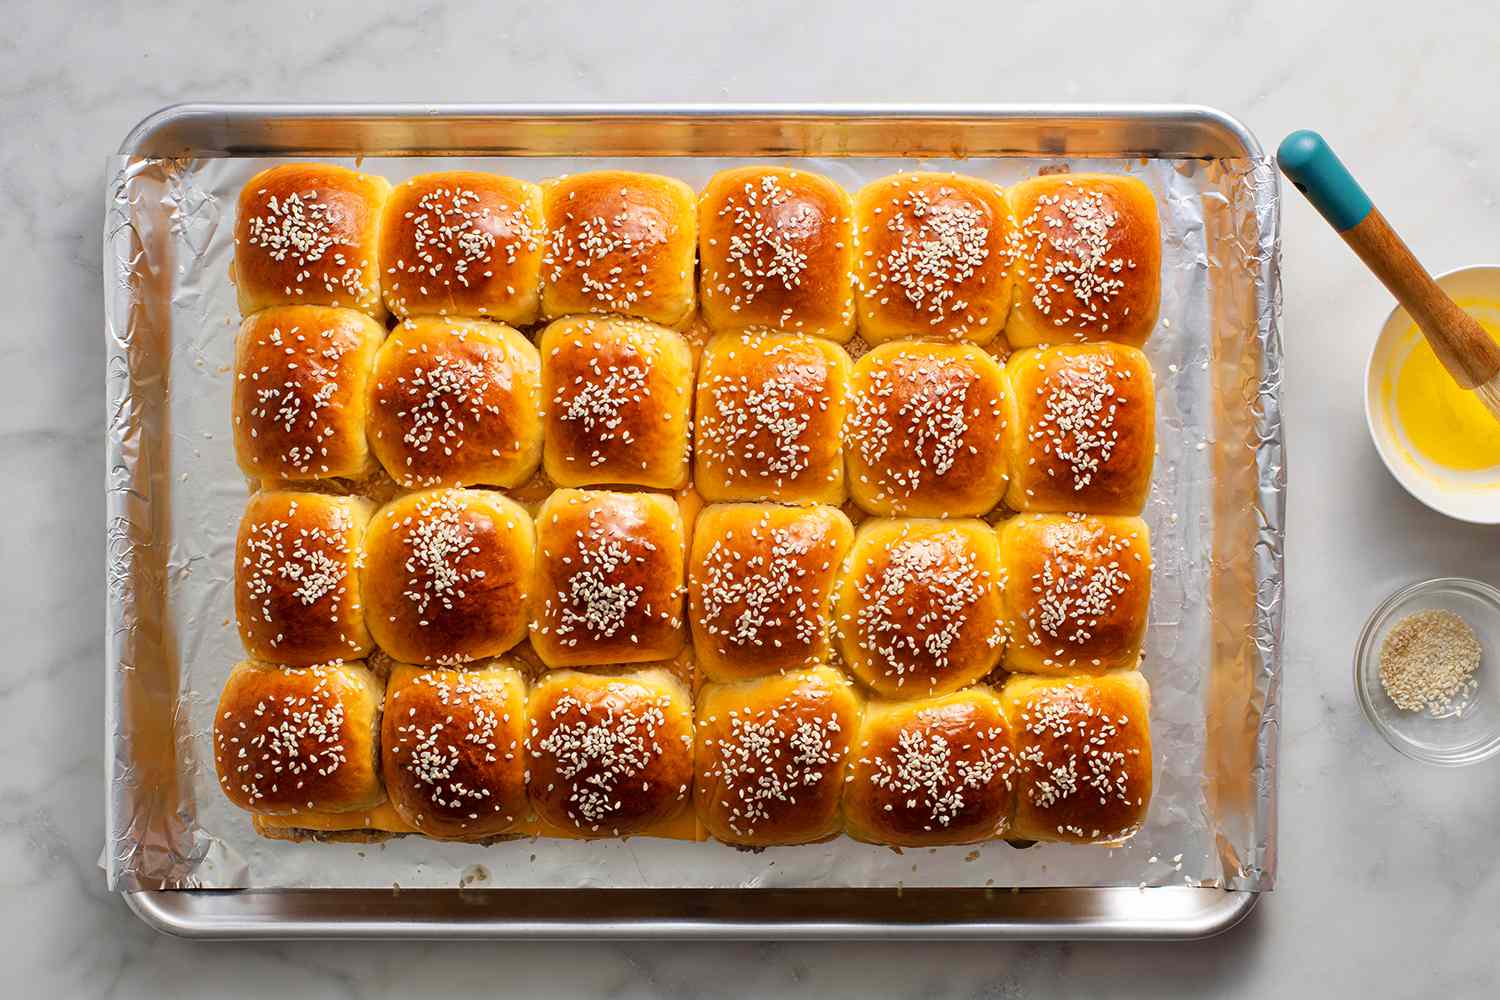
[1477, 374, 1500, 424]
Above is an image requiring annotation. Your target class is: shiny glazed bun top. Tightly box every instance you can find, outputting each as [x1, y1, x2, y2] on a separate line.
[1004, 172, 1162, 348]
[234, 491, 374, 666]
[540, 170, 698, 327]
[853, 172, 1016, 345]
[526, 668, 695, 836]
[697, 166, 857, 342]
[234, 163, 391, 318]
[378, 170, 544, 323]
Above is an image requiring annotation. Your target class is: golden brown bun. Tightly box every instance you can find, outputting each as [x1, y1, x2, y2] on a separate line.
[235, 491, 374, 666]
[540, 171, 697, 327]
[539, 316, 694, 489]
[845, 341, 1011, 517]
[689, 504, 854, 682]
[381, 661, 528, 839]
[232, 306, 384, 482]
[853, 172, 1015, 345]
[693, 332, 851, 504]
[697, 167, 856, 342]
[1003, 345, 1155, 514]
[998, 514, 1151, 674]
[361, 489, 534, 666]
[379, 171, 543, 323]
[234, 163, 390, 318]
[531, 490, 686, 668]
[1004, 173, 1162, 348]
[213, 660, 385, 816]
[834, 518, 1007, 698]
[694, 666, 863, 847]
[843, 687, 1017, 846]
[367, 317, 543, 489]
[526, 668, 694, 836]
[999, 670, 1153, 843]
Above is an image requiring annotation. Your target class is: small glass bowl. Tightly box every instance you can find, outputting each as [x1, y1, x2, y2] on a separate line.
[1354, 577, 1500, 766]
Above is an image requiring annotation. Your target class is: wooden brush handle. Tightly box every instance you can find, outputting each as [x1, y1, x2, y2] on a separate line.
[1279, 130, 1500, 389]
[1344, 210, 1500, 388]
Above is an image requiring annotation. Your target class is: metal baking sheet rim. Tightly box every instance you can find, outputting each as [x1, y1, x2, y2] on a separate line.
[106, 102, 1283, 940]
[123, 885, 1257, 941]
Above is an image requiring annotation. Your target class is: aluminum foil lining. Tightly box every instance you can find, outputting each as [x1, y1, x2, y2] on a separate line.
[105, 151, 1283, 893]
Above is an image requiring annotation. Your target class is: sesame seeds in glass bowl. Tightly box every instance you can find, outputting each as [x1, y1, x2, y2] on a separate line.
[1354, 577, 1500, 766]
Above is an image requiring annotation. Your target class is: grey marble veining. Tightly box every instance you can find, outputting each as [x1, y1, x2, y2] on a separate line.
[3, 0, 1499, 995]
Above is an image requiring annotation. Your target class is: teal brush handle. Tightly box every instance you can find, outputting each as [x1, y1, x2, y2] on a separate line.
[1277, 130, 1373, 233]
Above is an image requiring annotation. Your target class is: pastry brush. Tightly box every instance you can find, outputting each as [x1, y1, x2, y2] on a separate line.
[1278, 129, 1500, 422]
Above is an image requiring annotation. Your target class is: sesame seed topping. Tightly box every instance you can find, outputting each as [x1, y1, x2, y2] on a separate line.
[545, 185, 673, 312]
[708, 174, 816, 311]
[388, 184, 539, 313]
[864, 717, 1014, 831]
[214, 664, 353, 807]
[1016, 184, 1134, 331]
[697, 513, 834, 657]
[1024, 350, 1133, 493]
[849, 348, 1002, 504]
[388, 669, 520, 823]
[702, 688, 846, 838]
[1014, 681, 1145, 838]
[852, 526, 1001, 687]
[864, 182, 1006, 331]
[239, 498, 360, 653]
[698, 337, 832, 485]
[245, 188, 367, 300]
[530, 686, 681, 827]
[398, 491, 487, 620]
[1018, 517, 1136, 665]
[239, 321, 361, 477]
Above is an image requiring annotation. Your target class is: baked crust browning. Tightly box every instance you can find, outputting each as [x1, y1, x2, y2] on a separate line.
[694, 331, 851, 504]
[853, 172, 1016, 345]
[1003, 344, 1155, 514]
[361, 488, 535, 666]
[689, 503, 854, 682]
[213, 660, 385, 816]
[234, 491, 374, 665]
[234, 163, 390, 318]
[845, 341, 1011, 517]
[694, 666, 863, 846]
[1000, 670, 1153, 843]
[526, 668, 694, 836]
[381, 661, 528, 839]
[367, 317, 543, 489]
[843, 687, 1017, 846]
[999, 513, 1152, 674]
[379, 170, 543, 322]
[539, 315, 694, 489]
[834, 518, 1007, 698]
[541, 171, 697, 326]
[232, 306, 385, 482]
[1004, 173, 1162, 348]
[531, 490, 686, 668]
[698, 166, 856, 341]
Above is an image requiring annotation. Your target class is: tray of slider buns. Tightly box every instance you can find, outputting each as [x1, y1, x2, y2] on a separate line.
[222, 157, 1159, 850]
[109, 105, 1282, 939]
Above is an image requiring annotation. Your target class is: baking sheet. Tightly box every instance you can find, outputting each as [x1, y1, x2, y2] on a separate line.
[106, 145, 1281, 894]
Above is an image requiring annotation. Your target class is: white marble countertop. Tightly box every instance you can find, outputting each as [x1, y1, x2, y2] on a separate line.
[6, 0, 1499, 994]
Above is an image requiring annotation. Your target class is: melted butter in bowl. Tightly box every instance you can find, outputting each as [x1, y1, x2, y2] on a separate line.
[1388, 302, 1500, 471]
[1366, 268, 1500, 523]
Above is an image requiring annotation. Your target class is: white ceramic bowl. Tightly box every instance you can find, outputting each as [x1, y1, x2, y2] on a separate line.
[1364, 265, 1500, 524]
